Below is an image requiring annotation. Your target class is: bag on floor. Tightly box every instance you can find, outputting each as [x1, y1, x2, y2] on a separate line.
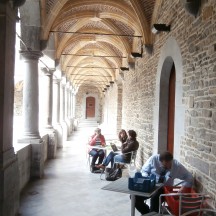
[105, 167, 122, 181]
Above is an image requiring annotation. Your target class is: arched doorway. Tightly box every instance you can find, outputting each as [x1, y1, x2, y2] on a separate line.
[86, 96, 95, 118]
[154, 37, 185, 160]
[167, 64, 176, 154]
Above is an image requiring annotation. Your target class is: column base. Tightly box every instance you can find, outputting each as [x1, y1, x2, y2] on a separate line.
[0, 149, 19, 216]
[31, 139, 44, 178]
[45, 129, 57, 159]
[61, 121, 68, 142]
[65, 118, 71, 136]
[53, 123, 63, 148]
[69, 117, 74, 133]
[18, 138, 44, 178]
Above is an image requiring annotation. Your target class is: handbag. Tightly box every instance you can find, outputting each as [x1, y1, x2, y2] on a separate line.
[105, 167, 122, 181]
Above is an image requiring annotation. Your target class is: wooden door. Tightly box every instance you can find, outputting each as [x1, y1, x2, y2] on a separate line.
[167, 65, 176, 154]
[86, 97, 95, 118]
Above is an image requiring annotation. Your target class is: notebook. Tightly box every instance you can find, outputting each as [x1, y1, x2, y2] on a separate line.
[110, 143, 120, 152]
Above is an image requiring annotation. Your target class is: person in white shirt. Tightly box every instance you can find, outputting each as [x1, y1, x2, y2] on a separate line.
[135, 151, 193, 215]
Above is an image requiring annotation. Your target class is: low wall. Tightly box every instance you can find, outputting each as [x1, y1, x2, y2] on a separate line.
[14, 134, 49, 193]
[16, 144, 31, 192]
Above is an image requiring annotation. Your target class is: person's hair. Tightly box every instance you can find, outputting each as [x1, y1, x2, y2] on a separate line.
[95, 128, 101, 134]
[118, 129, 127, 139]
[118, 129, 128, 142]
[128, 130, 137, 140]
[159, 151, 173, 162]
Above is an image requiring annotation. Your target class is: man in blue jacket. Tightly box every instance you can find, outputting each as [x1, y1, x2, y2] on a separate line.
[135, 151, 193, 215]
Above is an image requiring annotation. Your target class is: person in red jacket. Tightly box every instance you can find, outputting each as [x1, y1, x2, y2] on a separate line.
[88, 128, 106, 172]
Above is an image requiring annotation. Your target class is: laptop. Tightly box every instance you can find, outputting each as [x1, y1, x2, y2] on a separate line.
[110, 143, 121, 152]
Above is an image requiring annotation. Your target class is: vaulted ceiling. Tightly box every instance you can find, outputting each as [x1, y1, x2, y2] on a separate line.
[40, 0, 160, 91]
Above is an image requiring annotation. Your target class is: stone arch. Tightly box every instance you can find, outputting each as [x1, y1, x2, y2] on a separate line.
[153, 37, 184, 160]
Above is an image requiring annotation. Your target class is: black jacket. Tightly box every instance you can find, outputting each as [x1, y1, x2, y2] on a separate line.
[121, 139, 139, 162]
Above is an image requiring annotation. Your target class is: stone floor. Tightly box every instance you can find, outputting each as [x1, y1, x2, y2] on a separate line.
[19, 126, 140, 216]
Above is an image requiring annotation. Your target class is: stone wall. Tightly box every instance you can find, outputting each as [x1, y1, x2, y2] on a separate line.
[120, 0, 216, 203]
[16, 144, 31, 192]
[104, 84, 118, 134]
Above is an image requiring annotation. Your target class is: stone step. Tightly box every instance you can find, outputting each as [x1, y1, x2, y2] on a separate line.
[78, 119, 99, 128]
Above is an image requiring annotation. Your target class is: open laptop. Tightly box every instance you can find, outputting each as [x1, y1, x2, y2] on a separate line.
[110, 143, 121, 152]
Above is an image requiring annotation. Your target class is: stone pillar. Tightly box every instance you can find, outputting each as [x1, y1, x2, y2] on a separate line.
[0, 3, 19, 216]
[19, 50, 44, 178]
[60, 79, 68, 141]
[20, 51, 42, 139]
[69, 86, 74, 132]
[72, 91, 78, 131]
[40, 68, 57, 159]
[53, 78, 63, 148]
[65, 82, 71, 135]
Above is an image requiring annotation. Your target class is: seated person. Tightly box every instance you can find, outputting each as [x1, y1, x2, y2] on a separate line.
[135, 151, 193, 215]
[119, 129, 128, 144]
[96, 130, 139, 169]
[88, 128, 106, 171]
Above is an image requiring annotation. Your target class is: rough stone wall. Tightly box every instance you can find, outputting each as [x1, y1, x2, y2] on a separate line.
[122, 53, 157, 165]
[121, 0, 216, 203]
[103, 83, 118, 134]
[75, 86, 102, 122]
[117, 85, 123, 133]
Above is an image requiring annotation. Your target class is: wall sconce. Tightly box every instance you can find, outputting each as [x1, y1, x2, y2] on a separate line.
[110, 81, 114, 84]
[120, 67, 129, 71]
[104, 88, 107, 91]
[152, 24, 170, 34]
[106, 85, 110, 88]
[131, 52, 142, 58]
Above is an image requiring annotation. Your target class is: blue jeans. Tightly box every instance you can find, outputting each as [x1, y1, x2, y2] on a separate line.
[102, 151, 118, 167]
[114, 154, 125, 163]
[89, 149, 105, 166]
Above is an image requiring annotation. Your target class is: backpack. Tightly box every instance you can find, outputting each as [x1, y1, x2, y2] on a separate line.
[105, 167, 122, 181]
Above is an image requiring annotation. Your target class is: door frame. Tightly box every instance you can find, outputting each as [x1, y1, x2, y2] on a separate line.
[82, 93, 99, 121]
[86, 96, 96, 118]
[153, 37, 185, 161]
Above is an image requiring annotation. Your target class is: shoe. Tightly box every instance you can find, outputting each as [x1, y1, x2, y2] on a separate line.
[95, 164, 105, 169]
[90, 165, 100, 173]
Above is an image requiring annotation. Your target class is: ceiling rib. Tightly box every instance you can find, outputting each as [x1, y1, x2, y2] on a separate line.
[69, 74, 112, 77]
[50, 30, 142, 38]
[68, 66, 117, 69]
[62, 54, 126, 58]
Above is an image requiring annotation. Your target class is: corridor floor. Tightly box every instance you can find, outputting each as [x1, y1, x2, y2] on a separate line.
[19, 127, 135, 216]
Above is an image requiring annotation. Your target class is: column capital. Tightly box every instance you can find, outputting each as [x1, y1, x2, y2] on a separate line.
[20, 50, 43, 60]
[41, 67, 55, 76]
[53, 78, 61, 84]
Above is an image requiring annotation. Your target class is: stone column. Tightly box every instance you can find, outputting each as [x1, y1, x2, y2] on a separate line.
[40, 68, 57, 159]
[53, 78, 63, 148]
[40, 68, 54, 129]
[69, 86, 74, 132]
[72, 91, 78, 131]
[20, 51, 42, 139]
[0, 3, 19, 216]
[60, 78, 68, 141]
[65, 82, 71, 135]
[19, 50, 44, 178]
